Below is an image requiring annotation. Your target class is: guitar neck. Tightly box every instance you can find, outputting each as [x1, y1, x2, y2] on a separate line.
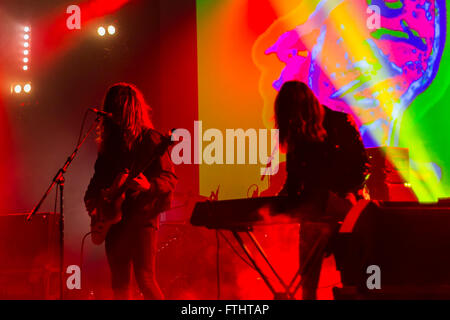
[110, 137, 172, 200]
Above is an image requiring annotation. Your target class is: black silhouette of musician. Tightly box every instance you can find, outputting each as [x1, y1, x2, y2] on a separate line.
[84, 83, 177, 299]
[275, 81, 369, 299]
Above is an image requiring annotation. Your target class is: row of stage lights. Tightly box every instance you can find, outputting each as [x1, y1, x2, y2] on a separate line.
[13, 83, 32, 94]
[11, 26, 32, 95]
[23, 26, 30, 71]
[11, 24, 116, 96]
[97, 25, 116, 37]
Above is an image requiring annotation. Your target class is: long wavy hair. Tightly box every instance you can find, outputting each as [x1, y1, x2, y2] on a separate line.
[99, 82, 153, 152]
[274, 81, 327, 147]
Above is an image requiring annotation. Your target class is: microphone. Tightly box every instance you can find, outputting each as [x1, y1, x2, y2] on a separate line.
[89, 108, 112, 119]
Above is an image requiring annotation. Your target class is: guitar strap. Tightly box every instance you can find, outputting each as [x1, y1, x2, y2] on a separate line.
[128, 130, 172, 180]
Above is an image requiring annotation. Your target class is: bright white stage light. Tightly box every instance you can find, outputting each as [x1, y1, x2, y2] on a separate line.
[24, 84, 31, 93]
[24, 34, 29, 40]
[107, 25, 116, 35]
[97, 26, 106, 36]
[23, 65, 28, 71]
[23, 57, 29, 63]
[24, 26, 30, 32]
[24, 50, 29, 55]
[14, 85, 22, 93]
[24, 42, 29, 48]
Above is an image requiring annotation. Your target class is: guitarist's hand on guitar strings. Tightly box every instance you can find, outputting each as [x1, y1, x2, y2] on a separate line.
[127, 173, 152, 192]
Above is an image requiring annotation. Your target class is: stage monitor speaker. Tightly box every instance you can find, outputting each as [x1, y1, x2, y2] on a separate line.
[0, 212, 60, 299]
[334, 200, 450, 298]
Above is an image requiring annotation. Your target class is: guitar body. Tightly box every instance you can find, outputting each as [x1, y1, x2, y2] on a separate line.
[90, 171, 129, 245]
[89, 129, 176, 245]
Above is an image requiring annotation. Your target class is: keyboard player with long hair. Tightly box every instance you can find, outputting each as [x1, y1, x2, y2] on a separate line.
[274, 81, 370, 299]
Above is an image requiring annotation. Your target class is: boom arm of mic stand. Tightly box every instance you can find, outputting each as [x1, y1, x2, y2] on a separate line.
[27, 116, 101, 221]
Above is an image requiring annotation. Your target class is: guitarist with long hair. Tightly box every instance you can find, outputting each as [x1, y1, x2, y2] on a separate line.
[84, 83, 177, 300]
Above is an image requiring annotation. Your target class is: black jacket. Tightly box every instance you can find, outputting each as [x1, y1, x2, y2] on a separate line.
[84, 128, 177, 227]
[283, 106, 369, 198]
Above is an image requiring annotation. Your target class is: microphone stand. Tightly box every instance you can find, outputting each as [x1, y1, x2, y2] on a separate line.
[27, 115, 101, 300]
[261, 141, 279, 184]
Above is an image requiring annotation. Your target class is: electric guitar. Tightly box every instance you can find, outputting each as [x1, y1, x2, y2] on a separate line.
[89, 129, 176, 245]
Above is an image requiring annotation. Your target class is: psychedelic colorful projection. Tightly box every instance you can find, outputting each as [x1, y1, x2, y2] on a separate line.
[253, 0, 448, 200]
[258, 0, 442, 144]
[197, 0, 449, 201]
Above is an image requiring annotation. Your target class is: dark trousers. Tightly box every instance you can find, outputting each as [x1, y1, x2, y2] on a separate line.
[299, 222, 334, 300]
[105, 220, 164, 300]
[299, 191, 353, 300]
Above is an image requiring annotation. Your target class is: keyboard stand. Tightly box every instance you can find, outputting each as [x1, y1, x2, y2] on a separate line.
[231, 230, 292, 299]
[227, 222, 335, 300]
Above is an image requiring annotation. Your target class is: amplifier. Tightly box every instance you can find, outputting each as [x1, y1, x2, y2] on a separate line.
[333, 201, 450, 298]
[0, 212, 60, 299]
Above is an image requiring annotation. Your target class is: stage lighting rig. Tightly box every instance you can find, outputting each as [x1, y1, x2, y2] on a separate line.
[8, 25, 33, 98]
